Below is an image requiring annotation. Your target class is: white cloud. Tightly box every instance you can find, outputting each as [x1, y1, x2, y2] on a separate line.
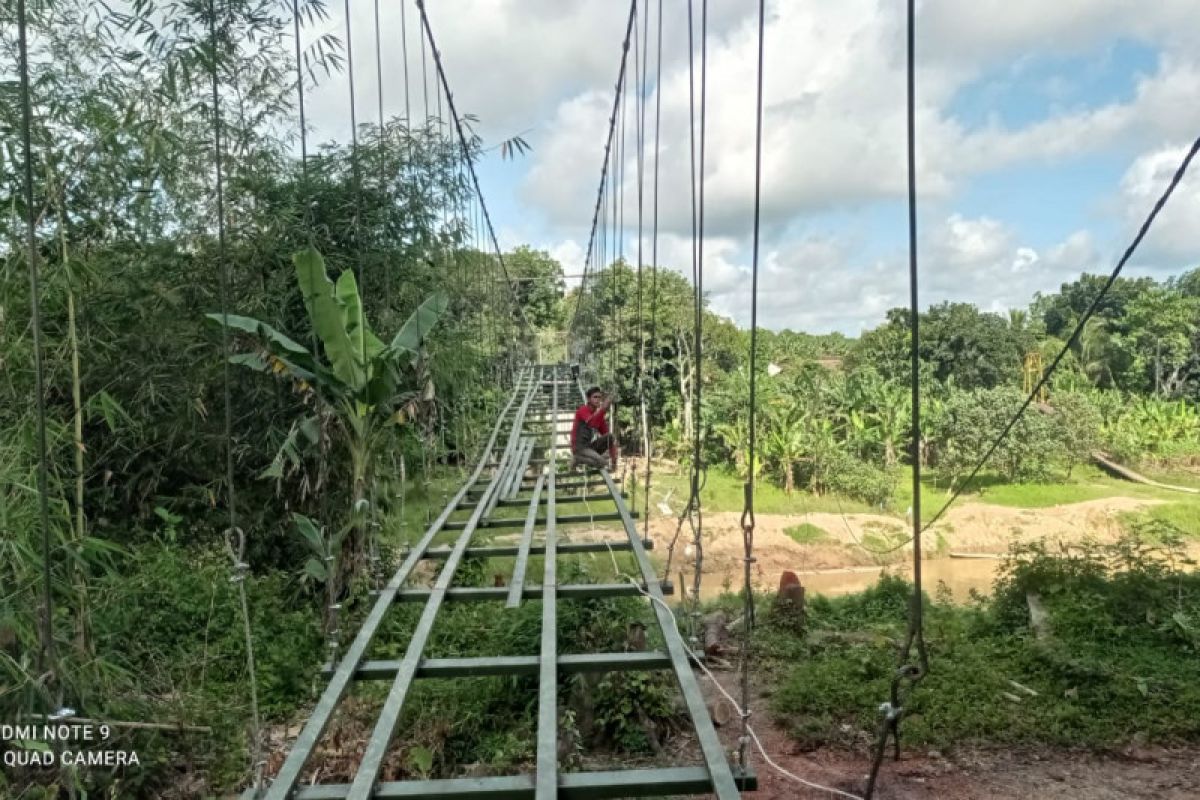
[517, 0, 1200, 248]
[292, 1, 1200, 333]
[1118, 143, 1200, 264]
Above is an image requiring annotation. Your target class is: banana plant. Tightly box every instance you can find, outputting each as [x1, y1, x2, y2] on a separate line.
[207, 247, 447, 580]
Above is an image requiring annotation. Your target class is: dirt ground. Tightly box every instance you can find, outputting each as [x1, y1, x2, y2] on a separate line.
[647, 496, 1167, 598]
[693, 670, 1200, 800]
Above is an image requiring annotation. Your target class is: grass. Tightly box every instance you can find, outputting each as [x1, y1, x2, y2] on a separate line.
[1119, 501, 1200, 538]
[635, 466, 878, 519]
[784, 522, 830, 544]
[752, 539, 1200, 751]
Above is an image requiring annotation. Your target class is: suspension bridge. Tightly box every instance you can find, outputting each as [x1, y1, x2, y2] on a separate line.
[13, 0, 1200, 797]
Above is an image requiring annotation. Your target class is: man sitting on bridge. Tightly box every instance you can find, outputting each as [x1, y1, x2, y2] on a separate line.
[570, 386, 618, 472]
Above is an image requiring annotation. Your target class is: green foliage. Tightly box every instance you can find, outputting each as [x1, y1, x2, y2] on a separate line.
[937, 386, 1061, 486]
[769, 536, 1200, 749]
[784, 523, 830, 544]
[592, 670, 676, 753]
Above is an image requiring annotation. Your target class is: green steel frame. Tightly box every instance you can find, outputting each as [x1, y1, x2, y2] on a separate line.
[251, 365, 751, 799]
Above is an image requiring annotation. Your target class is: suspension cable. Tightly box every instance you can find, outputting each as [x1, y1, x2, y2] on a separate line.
[414, 0, 536, 343]
[920, 136, 1200, 532]
[737, 0, 767, 773]
[642, 0, 663, 541]
[342, 0, 364, 291]
[17, 0, 58, 698]
[400, 0, 412, 134]
[373, 0, 388, 308]
[865, 2, 925, 794]
[206, 0, 263, 791]
[683, 0, 709, 629]
[633, 0, 650, 532]
[567, 0, 639, 343]
[291, 0, 308, 180]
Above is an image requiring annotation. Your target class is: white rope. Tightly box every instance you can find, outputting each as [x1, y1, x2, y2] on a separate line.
[601, 544, 864, 800]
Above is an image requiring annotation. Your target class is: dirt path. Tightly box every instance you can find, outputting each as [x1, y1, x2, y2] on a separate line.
[647, 496, 1165, 597]
[695, 670, 1200, 800]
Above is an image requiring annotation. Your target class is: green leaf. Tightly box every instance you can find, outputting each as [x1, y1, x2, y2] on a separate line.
[303, 557, 327, 583]
[390, 291, 449, 355]
[204, 312, 311, 358]
[227, 351, 268, 371]
[294, 248, 365, 391]
[408, 745, 434, 777]
[334, 269, 385, 366]
[291, 512, 326, 558]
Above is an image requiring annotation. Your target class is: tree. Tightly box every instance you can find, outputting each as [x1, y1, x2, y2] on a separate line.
[1118, 287, 1200, 397]
[920, 302, 1032, 390]
[505, 246, 565, 329]
[210, 248, 447, 590]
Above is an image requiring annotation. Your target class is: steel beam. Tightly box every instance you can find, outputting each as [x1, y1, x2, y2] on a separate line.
[535, 375, 560, 798]
[246, 766, 756, 800]
[505, 472, 544, 607]
[443, 511, 635, 531]
[327, 651, 676, 680]
[394, 581, 673, 603]
[420, 539, 652, 560]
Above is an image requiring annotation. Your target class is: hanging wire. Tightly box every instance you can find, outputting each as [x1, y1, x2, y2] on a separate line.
[864, 1, 926, 795]
[291, 0, 309, 179]
[17, 0, 58, 697]
[414, 1, 536, 343]
[737, 0, 767, 771]
[419, 8, 430, 122]
[206, 0, 263, 790]
[642, 0, 663, 541]
[343, 0, 364, 291]
[678, 0, 709, 635]
[400, 0, 412, 135]
[566, 0, 639, 344]
[917, 134, 1200, 533]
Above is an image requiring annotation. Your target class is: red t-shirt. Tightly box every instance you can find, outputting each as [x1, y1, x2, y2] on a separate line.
[571, 403, 614, 454]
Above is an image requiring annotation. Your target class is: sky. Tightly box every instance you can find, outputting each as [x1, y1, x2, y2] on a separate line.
[300, 0, 1200, 335]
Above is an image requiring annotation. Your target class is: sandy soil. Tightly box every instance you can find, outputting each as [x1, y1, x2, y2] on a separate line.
[648, 496, 1165, 598]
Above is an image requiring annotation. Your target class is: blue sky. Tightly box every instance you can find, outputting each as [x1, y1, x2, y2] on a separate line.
[306, 0, 1200, 334]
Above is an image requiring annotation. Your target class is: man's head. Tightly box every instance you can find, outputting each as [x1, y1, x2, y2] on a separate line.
[586, 386, 605, 408]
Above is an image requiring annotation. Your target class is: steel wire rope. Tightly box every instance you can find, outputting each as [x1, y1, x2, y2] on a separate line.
[291, 0, 309, 179]
[414, 1, 537, 345]
[17, 0, 58, 700]
[864, 2, 927, 794]
[736, 0, 767, 773]
[852, 142, 1200, 568]
[673, 0, 708, 640]
[342, 0, 365, 291]
[642, 0, 664, 543]
[205, 0, 263, 790]
[567, 0, 639, 344]
[630, 1, 651, 536]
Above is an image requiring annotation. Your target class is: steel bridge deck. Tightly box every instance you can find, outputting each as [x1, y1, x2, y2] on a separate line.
[248, 365, 752, 799]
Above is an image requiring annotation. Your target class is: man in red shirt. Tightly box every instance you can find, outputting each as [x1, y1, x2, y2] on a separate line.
[570, 386, 617, 471]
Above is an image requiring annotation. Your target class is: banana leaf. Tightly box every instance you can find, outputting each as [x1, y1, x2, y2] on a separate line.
[294, 248, 366, 391]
